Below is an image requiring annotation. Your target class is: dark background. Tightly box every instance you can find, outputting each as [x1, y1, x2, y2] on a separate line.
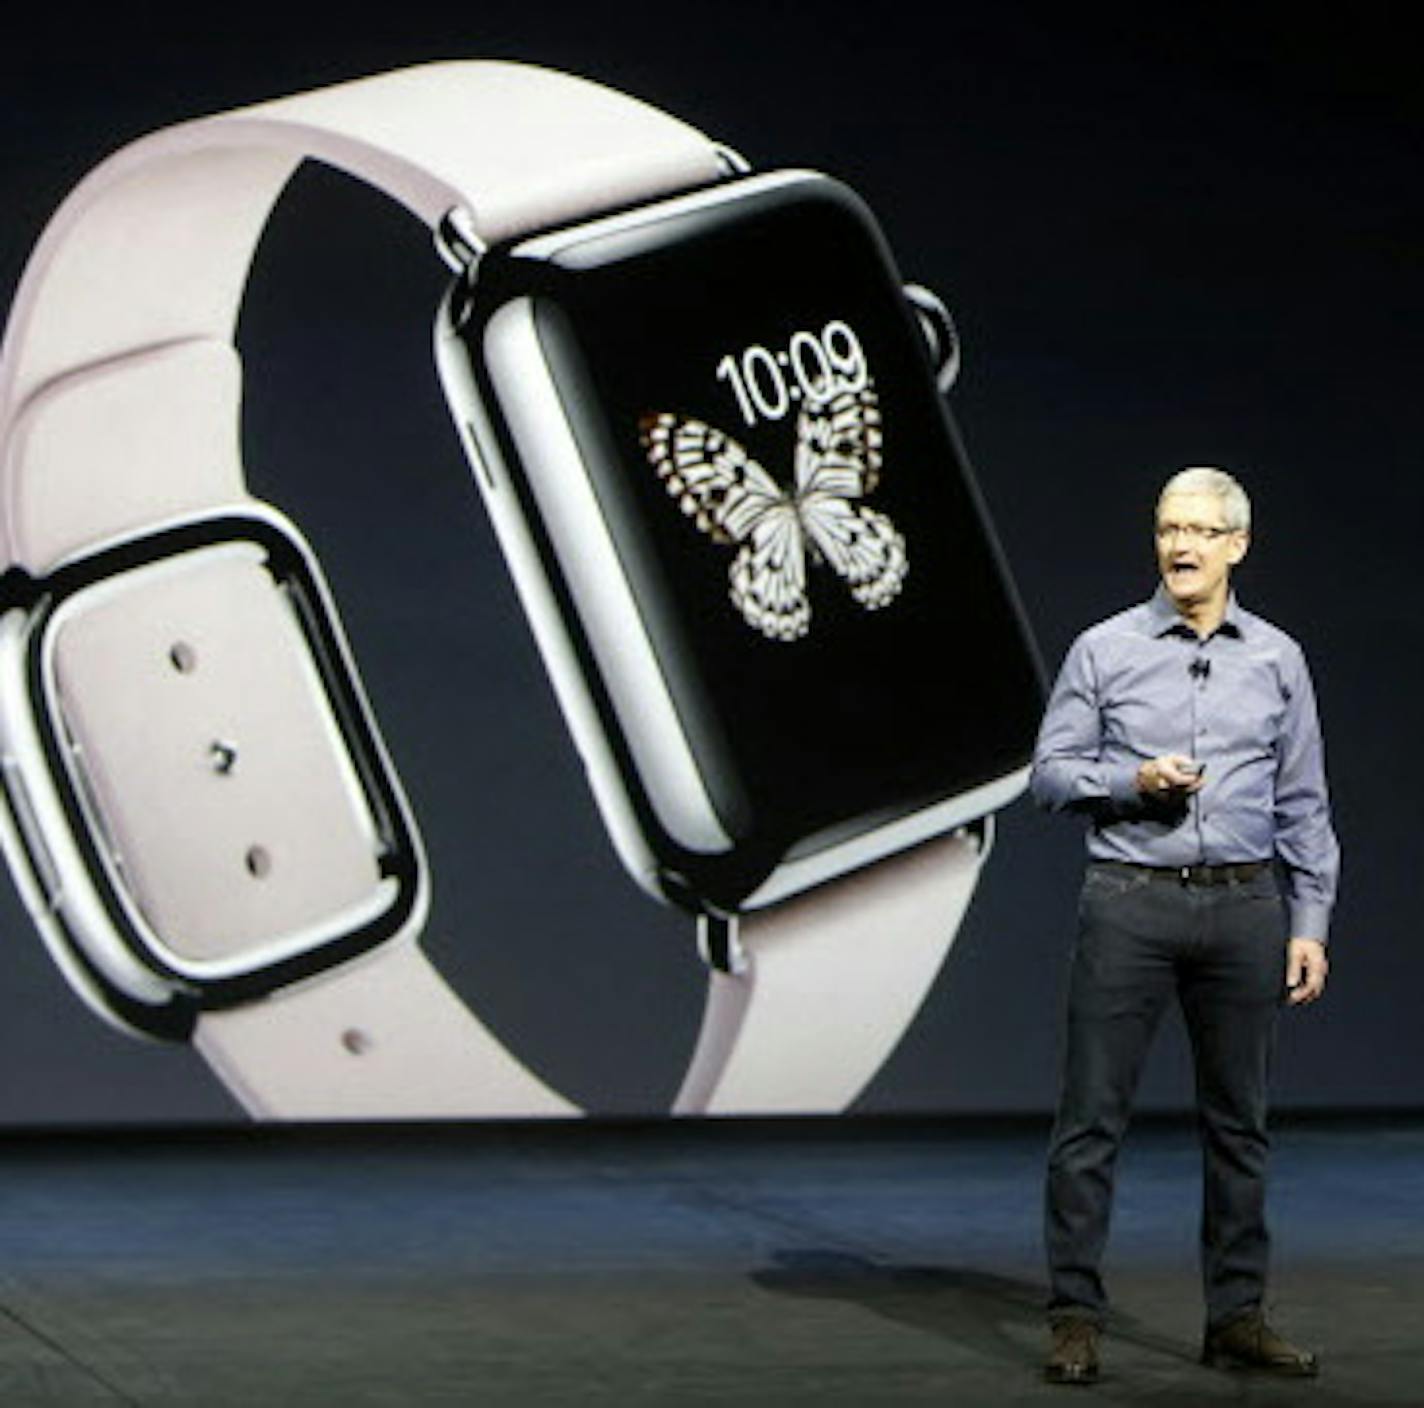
[0, 3, 1417, 1124]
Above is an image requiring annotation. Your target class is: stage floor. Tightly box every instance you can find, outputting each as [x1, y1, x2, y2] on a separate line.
[2, 1113, 1420, 1404]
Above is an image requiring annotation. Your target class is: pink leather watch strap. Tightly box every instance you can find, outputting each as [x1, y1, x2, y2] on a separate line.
[675, 828, 984, 1115]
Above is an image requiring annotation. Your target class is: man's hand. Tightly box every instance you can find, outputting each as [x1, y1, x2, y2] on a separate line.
[1136, 754, 1206, 799]
[1286, 938, 1329, 1005]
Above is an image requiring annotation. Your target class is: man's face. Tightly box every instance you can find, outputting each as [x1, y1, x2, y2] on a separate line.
[1155, 490, 1248, 610]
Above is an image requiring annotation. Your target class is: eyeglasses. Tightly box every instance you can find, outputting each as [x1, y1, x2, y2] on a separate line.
[1155, 523, 1236, 545]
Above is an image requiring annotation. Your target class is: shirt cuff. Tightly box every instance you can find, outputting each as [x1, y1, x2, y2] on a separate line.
[1107, 762, 1143, 811]
[1286, 900, 1331, 945]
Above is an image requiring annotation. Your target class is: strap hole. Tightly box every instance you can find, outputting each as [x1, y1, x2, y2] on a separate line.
[209, 741, 238, 776]
[245, 845, 272, 878]
[169, 641, 198, 673]
[341, 1028, 374, 1056]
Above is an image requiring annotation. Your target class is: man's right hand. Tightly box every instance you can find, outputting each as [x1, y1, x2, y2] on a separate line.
[1136, 754, 1206, 799]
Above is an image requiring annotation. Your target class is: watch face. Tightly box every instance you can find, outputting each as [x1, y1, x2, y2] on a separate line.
[457, 174, 1043, 909]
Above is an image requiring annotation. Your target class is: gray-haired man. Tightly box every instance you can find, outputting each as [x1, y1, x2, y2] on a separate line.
[1032, 468, 1338, 1384]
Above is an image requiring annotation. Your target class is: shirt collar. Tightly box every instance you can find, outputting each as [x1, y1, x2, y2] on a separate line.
[1147, 585, 1247, 640]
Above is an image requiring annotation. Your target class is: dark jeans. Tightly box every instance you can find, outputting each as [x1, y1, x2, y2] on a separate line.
[1045, 863, 1287, 1329]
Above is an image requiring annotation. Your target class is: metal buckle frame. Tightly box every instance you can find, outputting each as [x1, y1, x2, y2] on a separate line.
[0, 509, 425, 1038]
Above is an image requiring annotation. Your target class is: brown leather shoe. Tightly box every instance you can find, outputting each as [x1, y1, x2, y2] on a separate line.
[1044, 1316, 1100, 1385]
[1201, 1309, 1319, 1376]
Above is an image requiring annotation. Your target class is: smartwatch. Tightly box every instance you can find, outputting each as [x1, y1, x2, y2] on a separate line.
[0, 61, 1042, 1120]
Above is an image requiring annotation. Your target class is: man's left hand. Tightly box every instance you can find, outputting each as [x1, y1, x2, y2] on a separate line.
[1286, 938, 1329, 1005]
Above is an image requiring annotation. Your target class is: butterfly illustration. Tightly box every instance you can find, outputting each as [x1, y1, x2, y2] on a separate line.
[639, 385, 907, 642]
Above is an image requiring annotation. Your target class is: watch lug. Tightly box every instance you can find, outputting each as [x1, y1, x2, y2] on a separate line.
[435, 206, 486, 274]
[696, 912, 748, 976]
[713, 143, 752, 177]
[965, 813, 994, 860]
[903, 283, 961, 393]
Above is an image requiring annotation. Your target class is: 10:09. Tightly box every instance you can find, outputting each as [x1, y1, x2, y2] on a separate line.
[715, 320, 867, 426]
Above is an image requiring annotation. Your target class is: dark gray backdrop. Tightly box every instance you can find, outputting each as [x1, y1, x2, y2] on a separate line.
[0, 4, 1416, 1124]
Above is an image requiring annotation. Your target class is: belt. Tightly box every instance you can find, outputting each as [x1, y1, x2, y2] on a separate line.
[1093, 860, 1272, 887]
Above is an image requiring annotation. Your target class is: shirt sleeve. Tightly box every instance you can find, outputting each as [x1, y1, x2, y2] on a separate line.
[1273, 644, 1341, 943]
[1030, 634, 1142, 816]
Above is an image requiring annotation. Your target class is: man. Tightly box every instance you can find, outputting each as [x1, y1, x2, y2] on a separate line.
[1031, 466, 1338, 1385]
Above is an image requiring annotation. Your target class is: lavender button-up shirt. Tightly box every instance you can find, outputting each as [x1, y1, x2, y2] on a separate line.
[1031, 588, 1340, 941]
